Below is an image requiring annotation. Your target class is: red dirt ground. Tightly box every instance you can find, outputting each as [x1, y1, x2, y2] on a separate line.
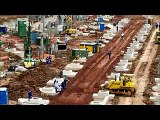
[49, 16, 146, 105]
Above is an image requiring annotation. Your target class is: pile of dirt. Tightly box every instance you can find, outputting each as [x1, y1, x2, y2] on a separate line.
[2, 58, 69, 101]
[0, 51, 22, 60]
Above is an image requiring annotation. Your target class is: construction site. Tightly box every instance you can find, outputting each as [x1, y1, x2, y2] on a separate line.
[0, 15, 159, 105]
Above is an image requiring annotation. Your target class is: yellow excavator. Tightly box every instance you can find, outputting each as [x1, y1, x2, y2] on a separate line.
[155, 30, 160, 44]
[63, 15, 76, 34]
[101, 74, 136, 96]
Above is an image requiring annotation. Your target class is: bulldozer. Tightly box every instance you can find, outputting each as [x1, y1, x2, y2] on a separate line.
[154, 30, 160, 44]
[101, 74, 136, 96]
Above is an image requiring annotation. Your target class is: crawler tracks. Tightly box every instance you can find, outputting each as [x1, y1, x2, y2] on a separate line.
[50, 16, 145, 105]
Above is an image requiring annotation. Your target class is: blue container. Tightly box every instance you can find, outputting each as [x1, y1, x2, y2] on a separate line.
[31, 32, 37, 43]
[0, 25, 7, 34]
[0, 87, 8, 105]
[98, 17, 103, 23]
[100, 23, 105, 31]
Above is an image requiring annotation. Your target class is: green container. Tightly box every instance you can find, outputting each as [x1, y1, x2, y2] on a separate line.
[18, 19, 26, 37]
[71, 48, 88, 59]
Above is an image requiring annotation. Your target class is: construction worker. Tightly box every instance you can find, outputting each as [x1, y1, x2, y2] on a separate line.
[64, 37, 68, 44]
[121, 32, 124, 40]
[156, 22, 158, 29]
[61, 77, 68, 89]
[54, 80, 59, 93]
[46, 56, 49, 64]
[54, 81, 62, 95]
[28, 90, 32, 101]
[48, 55, 52, 64]
[59, 70, 63, 78]
[135, 37, 137, 41]
[107, 51, 111, 59]
[116, 25, 119, 32]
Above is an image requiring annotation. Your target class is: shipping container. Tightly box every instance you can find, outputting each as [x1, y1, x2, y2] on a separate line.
[71, 48, 88, 59]
[80, 42, 100, 53]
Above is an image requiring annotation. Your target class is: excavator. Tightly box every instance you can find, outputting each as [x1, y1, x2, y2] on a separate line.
[63, 15, 76, 35]
[23, 16, 36, 69]
[101, 74, 136, 96]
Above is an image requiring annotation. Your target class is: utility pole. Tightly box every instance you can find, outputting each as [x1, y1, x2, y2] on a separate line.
[41, 15, 45, 60]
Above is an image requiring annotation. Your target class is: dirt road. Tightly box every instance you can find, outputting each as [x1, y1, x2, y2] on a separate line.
[118, 29, 159, 105]
[50, 16, 145, 105]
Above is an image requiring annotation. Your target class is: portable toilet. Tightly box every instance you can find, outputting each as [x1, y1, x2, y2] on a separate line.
[0, 25, 7, 34]
[100, 23, 105, 31]
[0, 87, 8, 105]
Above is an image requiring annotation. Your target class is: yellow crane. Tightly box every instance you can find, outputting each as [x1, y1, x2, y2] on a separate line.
[63, 15, 76, 34]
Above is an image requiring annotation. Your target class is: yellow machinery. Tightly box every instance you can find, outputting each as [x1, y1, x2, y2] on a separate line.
[63, 15, 76, 34]
[101, 74, 136, 96]
[155, 30, 160, 44]
[80, 42, 100, 53]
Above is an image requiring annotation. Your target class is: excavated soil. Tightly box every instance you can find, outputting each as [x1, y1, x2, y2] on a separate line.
[1, 58, 69, 101]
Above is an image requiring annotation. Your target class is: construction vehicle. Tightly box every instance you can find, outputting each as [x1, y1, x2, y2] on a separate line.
[63, 15, 76, 35]
[101, 74, 136, 96]
[155, 30, 160, 44]
[23, 15, 36, 69]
